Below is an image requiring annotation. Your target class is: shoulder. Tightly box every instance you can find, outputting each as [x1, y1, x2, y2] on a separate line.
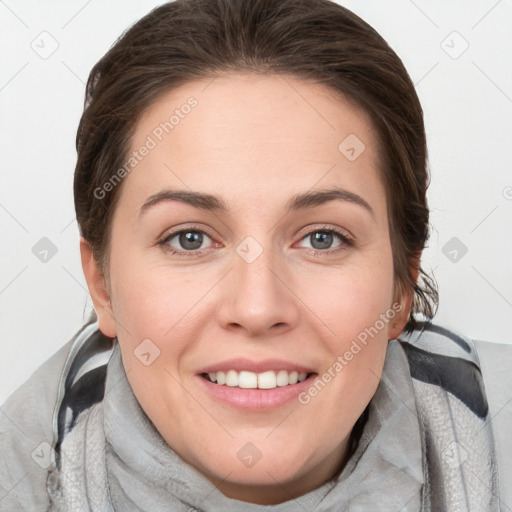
[0, 330, 76, 510]
[473, 338, 512, 510]
[398, 323, 512, 509]
[0, 322, 112, 510]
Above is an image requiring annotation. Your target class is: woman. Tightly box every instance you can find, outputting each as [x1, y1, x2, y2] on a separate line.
[1, 0, 510, 510]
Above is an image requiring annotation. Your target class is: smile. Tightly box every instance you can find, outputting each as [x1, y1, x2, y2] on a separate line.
[196, 358, 318, 410]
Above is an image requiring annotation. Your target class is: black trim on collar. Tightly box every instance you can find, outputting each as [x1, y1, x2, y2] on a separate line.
[54, 329, 115, 469]
[400, 342, 488, 418]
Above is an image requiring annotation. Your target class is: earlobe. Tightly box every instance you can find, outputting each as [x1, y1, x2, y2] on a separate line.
[388, 294, 411, 341]
[388, 256, 420, 340]
[388, 261, 419, 340]
[80, 238, 117, 338]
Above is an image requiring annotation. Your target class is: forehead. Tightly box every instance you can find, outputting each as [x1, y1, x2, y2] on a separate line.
[117, 72, 386, 220]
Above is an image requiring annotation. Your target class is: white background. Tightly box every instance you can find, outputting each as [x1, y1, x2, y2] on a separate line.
[1, 0, 511, 404]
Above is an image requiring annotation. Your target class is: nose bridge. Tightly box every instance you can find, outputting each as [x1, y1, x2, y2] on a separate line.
[235, 234, 283, 308]
[217, 233, 299, 335]
[237, 237, 279, 299]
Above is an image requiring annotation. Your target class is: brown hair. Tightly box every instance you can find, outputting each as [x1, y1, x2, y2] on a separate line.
[74, 0, 438, 333]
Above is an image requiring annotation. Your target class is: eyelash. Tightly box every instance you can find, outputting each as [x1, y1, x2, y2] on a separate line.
[157, 225, 354, 257]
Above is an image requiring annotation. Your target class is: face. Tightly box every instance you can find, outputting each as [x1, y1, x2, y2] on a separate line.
[82, 72, 411, 504]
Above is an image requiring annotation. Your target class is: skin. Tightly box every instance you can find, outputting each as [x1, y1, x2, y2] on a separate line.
[81, 72, 414, 505]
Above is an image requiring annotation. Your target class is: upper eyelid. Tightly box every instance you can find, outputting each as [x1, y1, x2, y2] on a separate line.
[296, 224, 353, 240]
[161, 226, 214, 242]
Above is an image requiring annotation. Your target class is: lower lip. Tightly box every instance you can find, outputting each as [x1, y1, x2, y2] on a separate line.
[197, 374, 317, 411]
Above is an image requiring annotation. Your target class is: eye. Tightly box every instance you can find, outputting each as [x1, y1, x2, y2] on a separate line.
[159, 228, 216, 256]
[296, 227, 353, 255]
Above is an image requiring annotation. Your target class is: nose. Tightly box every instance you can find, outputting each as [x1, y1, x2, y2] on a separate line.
[215, 244, 300, 338]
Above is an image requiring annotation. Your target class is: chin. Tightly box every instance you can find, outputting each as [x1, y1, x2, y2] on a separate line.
[199, 442, 313, 485]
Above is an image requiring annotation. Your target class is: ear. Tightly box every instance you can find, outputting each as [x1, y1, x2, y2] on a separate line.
[387, 259, 420, 340]
[80, 237, 117, 338]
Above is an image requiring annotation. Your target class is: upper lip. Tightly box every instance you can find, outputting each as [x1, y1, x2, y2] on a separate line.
[196, 358, 316, 375]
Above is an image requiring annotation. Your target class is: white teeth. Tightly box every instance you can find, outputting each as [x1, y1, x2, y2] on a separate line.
[204, 369, 310, 389]
[276, 370, 289, 387]
[239, 371, 257, 389]
[258, 370, 276, 389]
[226, 370, 238, 387]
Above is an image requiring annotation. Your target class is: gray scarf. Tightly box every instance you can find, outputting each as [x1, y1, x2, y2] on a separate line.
[46, 323, 499, 511]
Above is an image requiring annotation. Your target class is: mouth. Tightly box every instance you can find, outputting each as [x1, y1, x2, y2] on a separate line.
[196, 362, 318, 411]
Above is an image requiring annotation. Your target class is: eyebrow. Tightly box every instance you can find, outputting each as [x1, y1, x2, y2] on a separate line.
[139, 187, 375, 219]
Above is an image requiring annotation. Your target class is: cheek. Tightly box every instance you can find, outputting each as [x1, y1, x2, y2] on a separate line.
[108, 247, 215, 355]
[300, 246, 395, 401]
[107, 243, 172, 341]
[306, 254, 395, 344]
